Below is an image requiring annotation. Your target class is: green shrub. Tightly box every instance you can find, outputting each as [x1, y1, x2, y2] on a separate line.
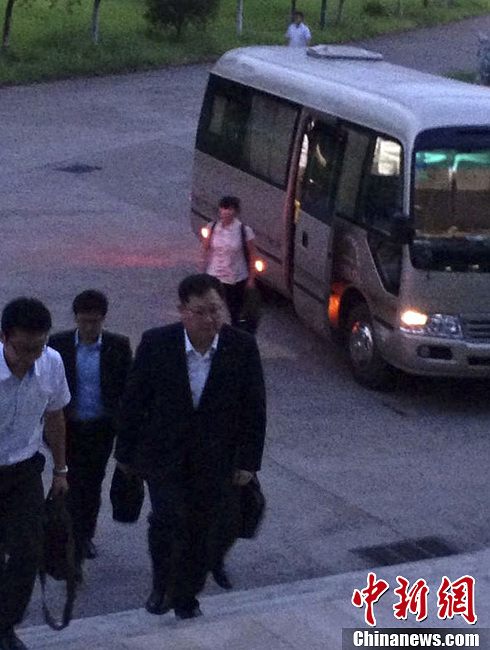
[145, 0, 220, 37]
[363, 0, 389, 17]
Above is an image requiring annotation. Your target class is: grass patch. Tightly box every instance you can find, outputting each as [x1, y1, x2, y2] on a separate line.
[0, 0, 488, 83]
[449, 70, 479, 83]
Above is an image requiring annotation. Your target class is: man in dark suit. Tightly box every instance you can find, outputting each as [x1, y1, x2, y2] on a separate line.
[115, 274, 266, 620]
[49, 290, 132, 569]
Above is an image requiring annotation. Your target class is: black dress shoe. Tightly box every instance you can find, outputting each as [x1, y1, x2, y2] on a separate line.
[174, 603, 203, 620]
[145, 590, 171, 615]
[212, 566, 232, 590]
[0, 629, 28, 650]
[85, 540, 97, 559]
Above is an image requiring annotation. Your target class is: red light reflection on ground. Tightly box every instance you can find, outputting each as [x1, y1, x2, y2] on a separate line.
[78, 251, 174, 268]
[57, 246, 200, 269]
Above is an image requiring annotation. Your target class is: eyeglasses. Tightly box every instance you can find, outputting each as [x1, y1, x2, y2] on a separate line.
[184, 306, 223, 319]
[76, 315, 104, 325]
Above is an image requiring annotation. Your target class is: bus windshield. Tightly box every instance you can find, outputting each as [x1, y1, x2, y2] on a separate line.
[413, 148, 490, 238]
[411, 130, 490, 272]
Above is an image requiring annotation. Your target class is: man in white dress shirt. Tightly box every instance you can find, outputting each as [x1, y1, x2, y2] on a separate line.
[0, 298, 70, 650]
[285, 11, 312, 47]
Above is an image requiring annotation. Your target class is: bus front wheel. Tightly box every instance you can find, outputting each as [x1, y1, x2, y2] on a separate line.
[347, 303, 393, 390]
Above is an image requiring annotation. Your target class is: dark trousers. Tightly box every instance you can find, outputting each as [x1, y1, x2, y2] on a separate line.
[222, 280, 247, 327]
[66, 418, 114, 562]
[206, 484, 241, 572]
[0, 454, 45, 632]
[147, 477, 239, 609]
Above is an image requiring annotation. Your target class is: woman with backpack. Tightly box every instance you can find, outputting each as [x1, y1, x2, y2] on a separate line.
[200, 196, 256, 328]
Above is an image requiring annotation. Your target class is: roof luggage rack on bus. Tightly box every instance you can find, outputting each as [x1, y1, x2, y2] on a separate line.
[306, 45, 383, 61]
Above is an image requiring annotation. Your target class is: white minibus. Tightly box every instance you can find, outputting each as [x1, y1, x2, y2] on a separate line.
[191, 45, 490, 388]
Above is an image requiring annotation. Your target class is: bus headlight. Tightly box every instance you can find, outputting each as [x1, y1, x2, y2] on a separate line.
[400, 309, 427, 327]
[400, 311, 463, 339]
[201, 226, 210, 239]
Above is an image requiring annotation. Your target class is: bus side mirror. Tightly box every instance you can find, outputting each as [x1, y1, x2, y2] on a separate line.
[390, 213, 414, 245]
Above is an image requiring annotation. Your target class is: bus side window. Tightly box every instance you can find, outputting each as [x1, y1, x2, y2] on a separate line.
[335, 128, 370, 222]
[335, 128, 403, 294]
[361, 136, 403, 232]
[300, 123, 341, 223]
[243, 94, 298, 188]
[197, 79, 250, 167]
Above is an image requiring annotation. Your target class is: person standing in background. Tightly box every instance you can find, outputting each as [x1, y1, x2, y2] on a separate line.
[0, 297, 70, 650]
[49, 290, 131, 573]
[286, 11, 312, 47]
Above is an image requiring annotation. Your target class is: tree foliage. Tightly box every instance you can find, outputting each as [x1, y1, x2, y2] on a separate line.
[145, 0, 220, 37]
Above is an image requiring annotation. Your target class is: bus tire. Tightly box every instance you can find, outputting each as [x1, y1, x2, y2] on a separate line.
[346, 303, 393, 390]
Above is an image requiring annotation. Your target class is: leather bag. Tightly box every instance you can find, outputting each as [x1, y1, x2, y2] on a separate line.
[238, 475, 266, 539]
[39, 490, 77, 630]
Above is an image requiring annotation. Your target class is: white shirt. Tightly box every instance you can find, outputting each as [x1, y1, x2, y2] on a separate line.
[286, 22, 312, 47]
[0, 344, 71, 466]
[185, 330, 219, 408]
[206, 218, 254, 285]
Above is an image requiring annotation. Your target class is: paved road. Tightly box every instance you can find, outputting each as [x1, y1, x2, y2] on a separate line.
[355, 13, 490, 74]
[0, 14, 488, 627]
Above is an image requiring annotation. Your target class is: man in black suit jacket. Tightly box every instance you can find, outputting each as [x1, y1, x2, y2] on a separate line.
[49, 290, 132, 569]
[115, 274, 266, 619]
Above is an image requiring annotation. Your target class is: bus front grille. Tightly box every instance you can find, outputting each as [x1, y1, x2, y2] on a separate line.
[461, 315, 490, 342]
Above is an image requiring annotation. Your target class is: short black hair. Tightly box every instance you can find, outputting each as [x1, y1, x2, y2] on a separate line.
[293, 11, 304, 19]
[1, 297, 52, 338]
[178, 274, 225, 304]
[72, 290, 108, 316]
[218, 196, 241, 212]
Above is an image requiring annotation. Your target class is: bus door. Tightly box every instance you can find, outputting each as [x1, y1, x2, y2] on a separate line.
[292, 118, 343, 333]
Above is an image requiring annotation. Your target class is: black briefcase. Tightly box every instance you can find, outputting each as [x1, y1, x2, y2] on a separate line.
[42, 491, 76, 582]
[238, 475, 266, 539]
[40, 490, 77, 630]
[110, 465, 145, 523]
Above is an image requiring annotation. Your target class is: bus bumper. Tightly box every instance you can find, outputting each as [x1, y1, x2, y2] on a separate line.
[380, 325, 490, 378]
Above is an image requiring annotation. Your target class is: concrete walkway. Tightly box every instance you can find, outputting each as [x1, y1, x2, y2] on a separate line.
[22, 548, 490, 649]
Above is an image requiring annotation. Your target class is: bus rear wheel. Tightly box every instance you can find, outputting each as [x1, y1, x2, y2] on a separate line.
[347, 303, 393, 390]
